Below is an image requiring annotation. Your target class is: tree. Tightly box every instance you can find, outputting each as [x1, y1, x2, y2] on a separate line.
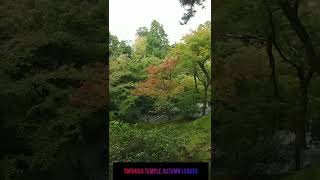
[132, 36, 147, 60]
[179, 0, 207, 25]
[109, 33, 132, 58]
[174, 22, 211, 115]
[136, 27, 149, 37]
[133, 58, 184, 120]
[277, 0, 320, 73]
[135, 20, 170, 59]
[109, 51, 162, 122]
[266, 2, 315, 169]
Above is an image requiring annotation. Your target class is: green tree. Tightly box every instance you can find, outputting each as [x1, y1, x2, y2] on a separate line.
[132, 36, 147, 60]
[134, 20, 170, 59]
[110, 52, 162, 122]
[109, 33, 132, 58]
[146, 20, 170, 58]
[172, 22, 211, 115]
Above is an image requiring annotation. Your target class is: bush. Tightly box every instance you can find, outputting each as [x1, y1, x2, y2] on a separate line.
[109, 120, 186, 162]
[176, 89, 201, 119]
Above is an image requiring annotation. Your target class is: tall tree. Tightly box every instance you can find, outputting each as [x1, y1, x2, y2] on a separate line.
[267, 2, 315, 169]
[132, 36, 147, 60]
[133, 20, 169, 59]
[145, 20, 170, 59]
[180, 22, 211, 115]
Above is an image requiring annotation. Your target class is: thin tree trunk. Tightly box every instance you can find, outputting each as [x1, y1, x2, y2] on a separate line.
[267, 34, 280, 135]
[294, 136, 302, 170]
[193, 67, 199, 93]
[294, 69, 312, 170]
[266, 26, 279, 98]
[266, 7, 280, 134]
[197, 61, 211, 85]
[202, 84, 209, 116]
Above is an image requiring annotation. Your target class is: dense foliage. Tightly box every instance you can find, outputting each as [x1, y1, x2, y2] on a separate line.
[0, 1, 107, 180]
[212, 0, 320, 179]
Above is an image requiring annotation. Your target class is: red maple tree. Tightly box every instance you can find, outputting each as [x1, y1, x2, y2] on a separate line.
[133, 58, 183, 106]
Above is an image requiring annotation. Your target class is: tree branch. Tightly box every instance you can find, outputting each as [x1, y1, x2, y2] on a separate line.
[197, 61, 211, 85]
[278, 0, 319, 72]
[220, 33, 266, 43]
[270, 10, 300, 69]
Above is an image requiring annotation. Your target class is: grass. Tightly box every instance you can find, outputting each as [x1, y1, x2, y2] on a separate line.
[173, 115, 211, 161]
[136, 114, 211, 161]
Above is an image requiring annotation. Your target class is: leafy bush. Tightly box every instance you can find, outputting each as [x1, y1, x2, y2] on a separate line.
[109, 120, 186, 162]
[109, 115, 211, 179]
[176, 89, 201, 119]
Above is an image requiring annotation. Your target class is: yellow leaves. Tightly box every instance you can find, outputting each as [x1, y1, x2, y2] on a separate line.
[171, 84, 184, 95]
[179, 75, 195, 88]
[133, 36, 147, 59]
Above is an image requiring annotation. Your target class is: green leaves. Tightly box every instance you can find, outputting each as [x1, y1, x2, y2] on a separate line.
[109, 33, 132, 58]
[133, 20, 170, 59]
[109, 114, 211, 163]
[109, 120, 184, 162]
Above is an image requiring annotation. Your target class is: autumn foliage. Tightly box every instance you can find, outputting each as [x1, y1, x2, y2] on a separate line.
[133, 58, 183, 100]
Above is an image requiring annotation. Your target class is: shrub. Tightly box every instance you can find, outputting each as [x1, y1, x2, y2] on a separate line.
[109, 120, 186, 162]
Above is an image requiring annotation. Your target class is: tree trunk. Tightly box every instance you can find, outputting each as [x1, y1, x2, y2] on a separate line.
[197, 61, 211, 85]
[294, 136, 302, 170]
[294, 69, 312, 170]
[279, 0, 320, 72]
[193, 67, 199, 93]
[294, 107, 306, 170]
[266, 25, 279, 98]
[266, 10, 280, 134]
[202, 84, 209, 116]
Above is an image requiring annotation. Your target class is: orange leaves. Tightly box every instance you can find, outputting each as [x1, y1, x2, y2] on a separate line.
[160, 58, 177, 73]
[146, 58, 178, 77]
[133, 78, 161, 97]
[133, 58, 183, 99]
[146, 65, 159, 76]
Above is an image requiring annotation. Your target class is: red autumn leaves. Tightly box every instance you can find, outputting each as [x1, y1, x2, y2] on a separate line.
[133, 58, 183, 99]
